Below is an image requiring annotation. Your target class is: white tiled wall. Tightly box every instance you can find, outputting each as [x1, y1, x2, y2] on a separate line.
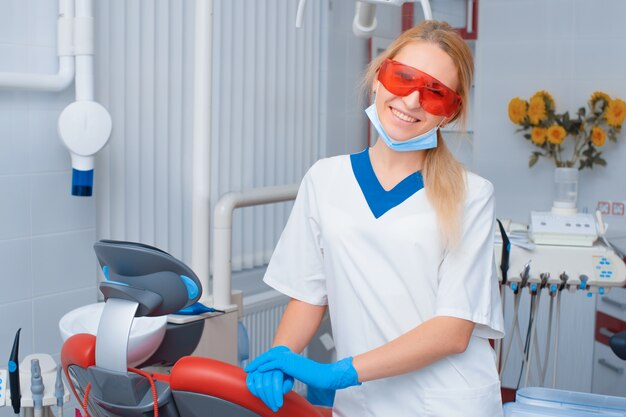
[0, 5, 98, 417]
[475, 0, 626, 233]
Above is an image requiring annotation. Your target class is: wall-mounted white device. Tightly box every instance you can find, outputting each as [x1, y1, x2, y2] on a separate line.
[353, 0, 433, 38]
[295, 0, 433, 38]
[0, 0, 111, 197]
[529, 211, 598, 247]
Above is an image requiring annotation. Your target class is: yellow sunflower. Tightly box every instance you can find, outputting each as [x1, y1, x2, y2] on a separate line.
[605, 98, 626, 128]
[547, 125, 566, 145]
[531, 90, 555, 112]
[528, 95, 547, 125]
[589, 91, 611, 109]
[591, 126, 606, 147]
[530, 127, 547, 145]
[508, 98, 528, 124]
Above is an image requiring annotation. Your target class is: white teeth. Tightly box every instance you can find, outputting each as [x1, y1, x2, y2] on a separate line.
[391, 108, 417, 123]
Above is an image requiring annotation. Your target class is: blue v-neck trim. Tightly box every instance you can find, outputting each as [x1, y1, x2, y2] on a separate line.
[350, 148, 424, 219]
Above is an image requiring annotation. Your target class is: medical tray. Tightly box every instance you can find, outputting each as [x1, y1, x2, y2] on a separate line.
[516, 387, 626, 416]
[504, 402, 614, 416]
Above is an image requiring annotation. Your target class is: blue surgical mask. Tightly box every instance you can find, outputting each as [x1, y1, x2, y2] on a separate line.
[365, 103, 440, 152]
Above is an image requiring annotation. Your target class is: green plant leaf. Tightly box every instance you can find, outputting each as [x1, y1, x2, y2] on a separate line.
[529, 153, 539, 168]
[524, 133, 531, 140]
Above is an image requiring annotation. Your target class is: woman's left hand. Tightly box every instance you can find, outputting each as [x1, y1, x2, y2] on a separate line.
[245, 346, 361, 391]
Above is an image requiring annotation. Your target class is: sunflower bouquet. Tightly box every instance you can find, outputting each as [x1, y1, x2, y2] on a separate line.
[508, 91, 626, 169]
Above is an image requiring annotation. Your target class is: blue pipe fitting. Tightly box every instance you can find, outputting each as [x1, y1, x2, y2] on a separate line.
[71, 169, 94, 197]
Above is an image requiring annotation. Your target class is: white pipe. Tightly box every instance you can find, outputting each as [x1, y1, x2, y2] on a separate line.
[192, 0, 213, 305]
[212, 185, 299, 309]
[418, 0, 433, 20]
[75, 0, 95, 101]
[0, 0, 75, 91]
[353, 2, 377, 39]
[296, 0, 307, 28]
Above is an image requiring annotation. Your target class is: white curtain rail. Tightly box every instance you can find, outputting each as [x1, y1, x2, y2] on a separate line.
[0, 0, 75, 91]
[211, 184, 299, 309]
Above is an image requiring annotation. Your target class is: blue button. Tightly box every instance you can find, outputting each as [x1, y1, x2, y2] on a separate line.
[8, 361, 17, 373]
[607, 261, 611, 265]
[600, 288, 605, 295]
[180, 275, 199, 299]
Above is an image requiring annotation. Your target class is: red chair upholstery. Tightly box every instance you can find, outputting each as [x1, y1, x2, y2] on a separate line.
[170, 356, 331, 417]
[61, 334, 332, 417]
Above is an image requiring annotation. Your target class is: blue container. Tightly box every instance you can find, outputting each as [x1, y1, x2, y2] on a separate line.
[516, 388, 626, 416]
[504, 402, 614, 417]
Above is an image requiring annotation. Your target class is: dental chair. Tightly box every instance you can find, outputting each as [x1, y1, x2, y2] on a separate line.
[61, 240, 331, 417]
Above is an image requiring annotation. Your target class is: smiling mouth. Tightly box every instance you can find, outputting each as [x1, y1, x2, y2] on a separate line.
[390, 107, 419, 123]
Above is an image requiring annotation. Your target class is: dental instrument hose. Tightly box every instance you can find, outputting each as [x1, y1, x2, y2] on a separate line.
[552, 273, 567, 388]
[531, 287, 544, 381]
[552, 288, 563, 388]
[541, 291, 555, 386]
[524, 290, 540, 388]
[517, 292, 536, 389]
[500, 289, 525, 378]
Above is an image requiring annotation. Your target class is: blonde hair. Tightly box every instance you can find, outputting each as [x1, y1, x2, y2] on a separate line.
[361, 20, 473, 247]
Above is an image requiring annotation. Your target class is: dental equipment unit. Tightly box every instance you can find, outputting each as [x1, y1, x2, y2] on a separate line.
[495, 218, 626, 389]
[0, 0, 112, 197]
[60, 240, 331, 417]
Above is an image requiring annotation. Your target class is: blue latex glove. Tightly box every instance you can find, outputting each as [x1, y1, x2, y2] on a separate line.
[246, 370, 294, 412]
[245, 346, 294, 412]
[245, 345, 360, 391]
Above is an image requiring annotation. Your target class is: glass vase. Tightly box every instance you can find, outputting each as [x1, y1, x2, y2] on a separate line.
[552, 167, 578, 214]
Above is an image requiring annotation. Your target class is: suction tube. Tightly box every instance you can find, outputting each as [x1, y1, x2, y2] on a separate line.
[8, 329, 21, 414]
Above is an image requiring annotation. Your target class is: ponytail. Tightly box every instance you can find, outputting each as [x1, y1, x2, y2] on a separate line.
[423, 130, 466, 248]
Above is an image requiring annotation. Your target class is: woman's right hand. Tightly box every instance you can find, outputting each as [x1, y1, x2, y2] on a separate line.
[245, 346, 295, 412]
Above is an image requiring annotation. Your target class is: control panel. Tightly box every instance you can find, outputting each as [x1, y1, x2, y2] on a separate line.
[495, 226, 626, 294]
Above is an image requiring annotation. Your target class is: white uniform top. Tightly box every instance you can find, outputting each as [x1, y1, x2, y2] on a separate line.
[264, 149, 505, 417]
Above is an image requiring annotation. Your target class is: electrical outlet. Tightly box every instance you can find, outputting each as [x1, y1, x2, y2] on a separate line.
[612, 201, 625, 216]
[597, 201, 612, 215]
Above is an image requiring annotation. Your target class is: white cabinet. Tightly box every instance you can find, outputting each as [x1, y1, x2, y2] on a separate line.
[592, 287, 626, 396]
[592, 341, 626, 396]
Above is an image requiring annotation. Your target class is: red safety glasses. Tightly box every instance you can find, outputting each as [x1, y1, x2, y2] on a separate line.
[377, 58, 462, 117]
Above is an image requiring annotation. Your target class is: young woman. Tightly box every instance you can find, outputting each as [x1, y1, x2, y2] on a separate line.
[245, 20, 504, 417]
